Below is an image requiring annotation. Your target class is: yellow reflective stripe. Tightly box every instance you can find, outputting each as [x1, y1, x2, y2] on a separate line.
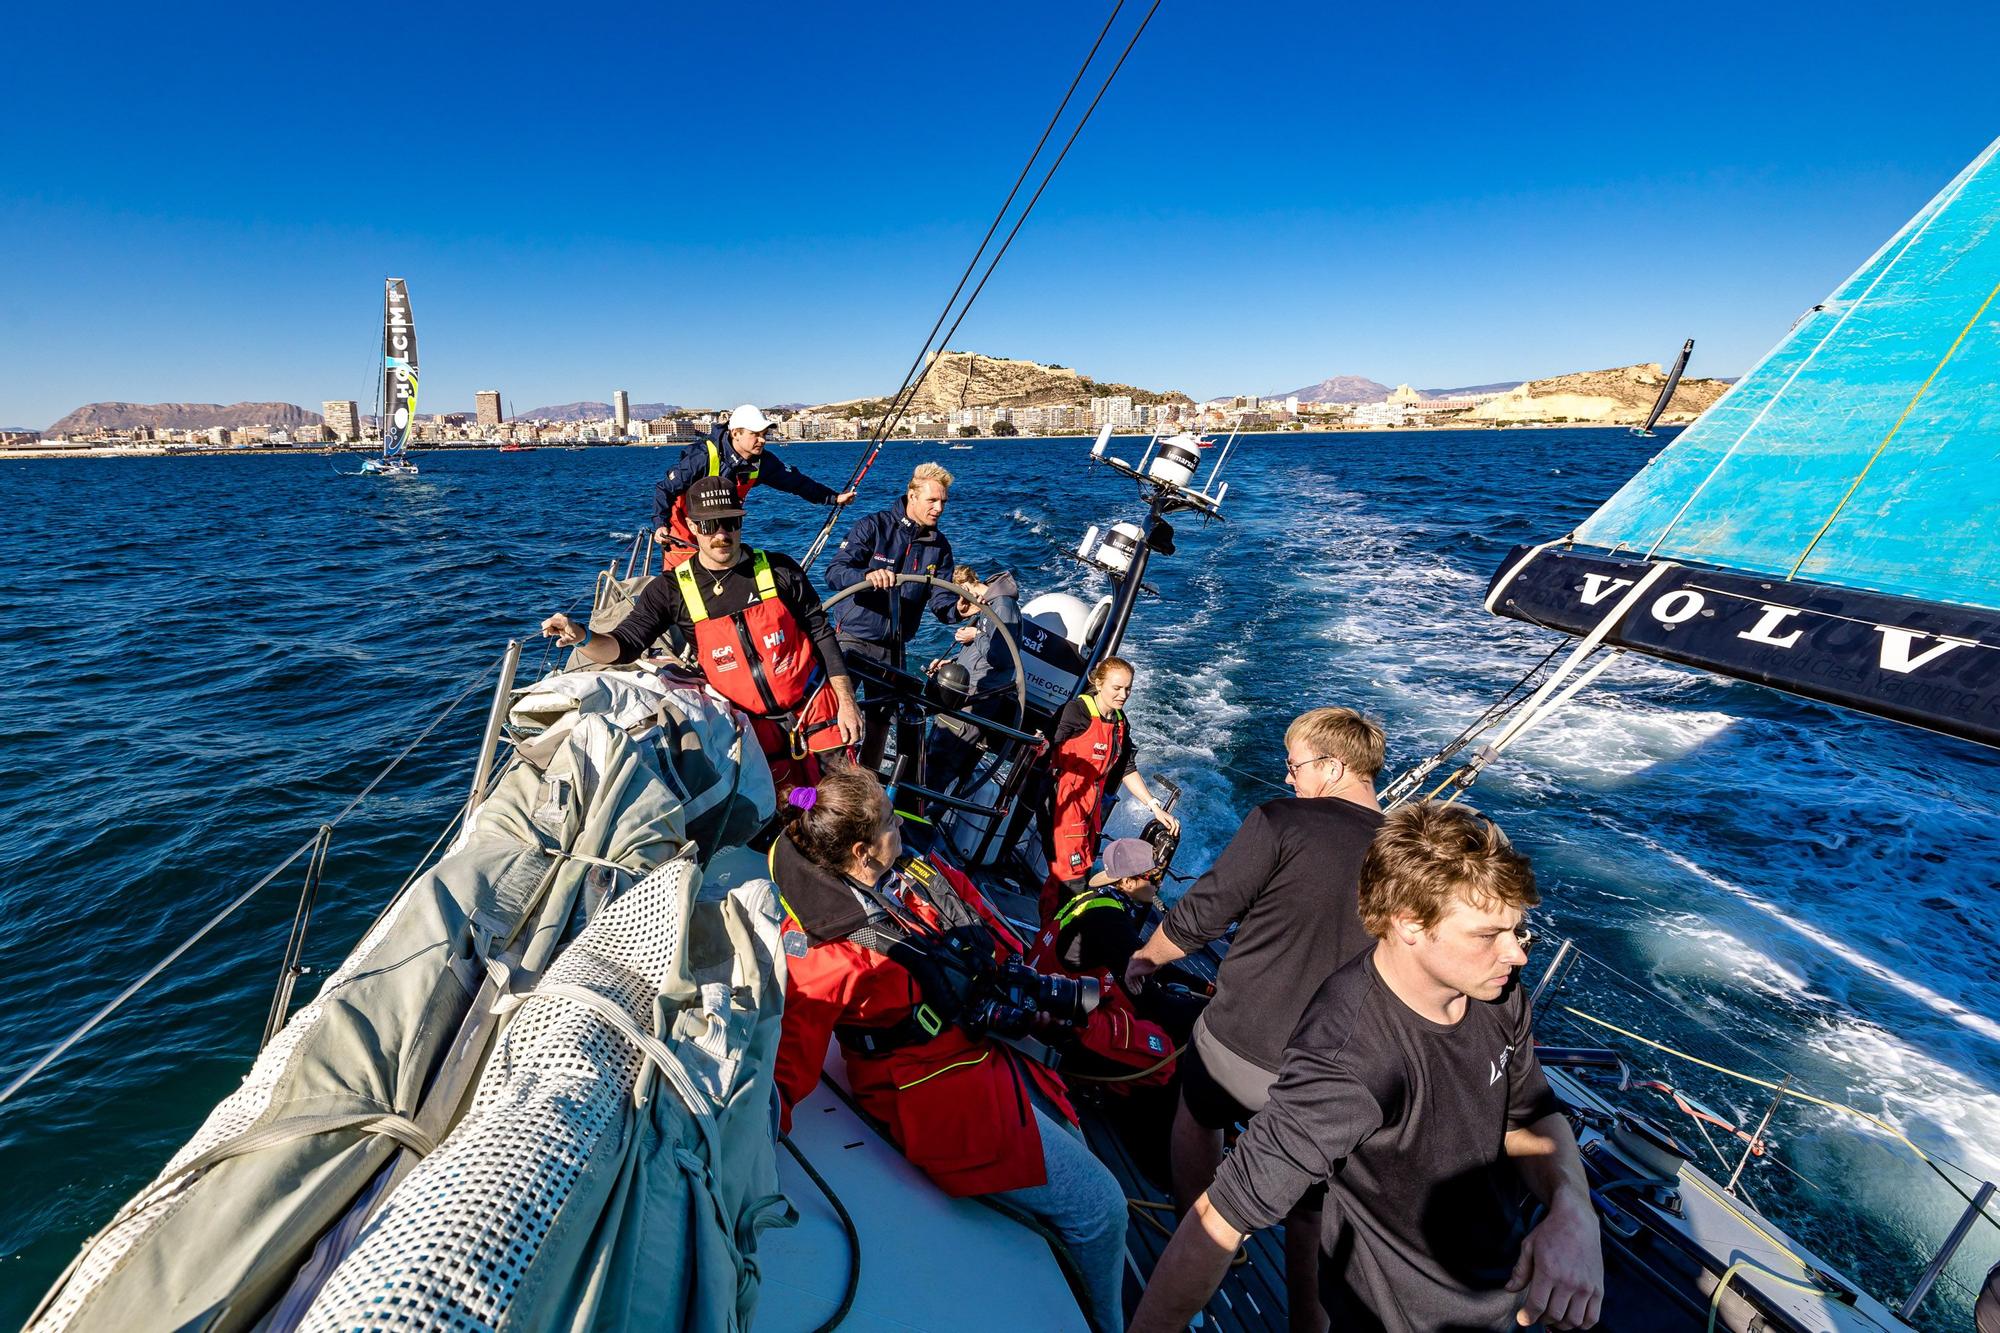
[894, 1049, 989, 1090]
[675, 561, 710, 621]
[1056, 892, 1121, 930]
[1082, 694, 1100, 719]
[709, 436, 759, 485]
[751, 549, 779, 601]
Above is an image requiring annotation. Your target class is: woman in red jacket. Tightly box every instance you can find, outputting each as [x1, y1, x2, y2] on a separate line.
[1041, 655, 1181, 921]
[771, 766, 1130, 1332]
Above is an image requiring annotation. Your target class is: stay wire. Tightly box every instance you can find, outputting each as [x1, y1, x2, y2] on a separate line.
[0, 653, 502, 1112]
[802, 0, 1160, 568]
[859, 0, 1125, 462]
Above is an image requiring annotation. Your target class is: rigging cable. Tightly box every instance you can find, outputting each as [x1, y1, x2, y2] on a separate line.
[800, 0, 1164, 569]
[0, 654, 504, 1111]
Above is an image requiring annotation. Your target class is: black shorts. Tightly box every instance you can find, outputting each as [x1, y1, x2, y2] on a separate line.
[1179, 1037, 1256, 1131]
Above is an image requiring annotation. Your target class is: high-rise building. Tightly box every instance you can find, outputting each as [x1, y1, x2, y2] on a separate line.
[614, 390, 630, 433]
[476, 390, 503, 427]
[323, 400, 360, 441]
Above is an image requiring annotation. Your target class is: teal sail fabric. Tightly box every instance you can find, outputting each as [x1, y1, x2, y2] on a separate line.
[1574, 135, 2000, 613]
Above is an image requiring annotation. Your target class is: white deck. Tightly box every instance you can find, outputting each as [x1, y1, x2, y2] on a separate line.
[757, 1060, 1086, 1332]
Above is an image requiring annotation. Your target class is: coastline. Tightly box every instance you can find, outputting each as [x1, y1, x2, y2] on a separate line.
[0, 419, 1682, 462]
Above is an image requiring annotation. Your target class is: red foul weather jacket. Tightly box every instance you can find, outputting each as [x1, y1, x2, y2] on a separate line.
[771, 836, 1079, 1198]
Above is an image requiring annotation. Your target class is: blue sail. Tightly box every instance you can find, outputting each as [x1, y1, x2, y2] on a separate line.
[1572, 136, 2000, 612]
[1489, 137, 2000, 748]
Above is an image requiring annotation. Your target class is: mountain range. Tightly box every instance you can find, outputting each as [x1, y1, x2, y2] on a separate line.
[45, 401, 324, 434]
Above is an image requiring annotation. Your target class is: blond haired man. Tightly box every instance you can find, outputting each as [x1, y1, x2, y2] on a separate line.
[1133, 803, 1602, 1332]
[826, 462, 964, 766]
[1126, 706, 1386, 1331]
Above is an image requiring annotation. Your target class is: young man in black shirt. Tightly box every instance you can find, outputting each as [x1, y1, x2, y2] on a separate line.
[543, 476, 862, 781]
[1131, 803, 1603, 1333]
[1125, 706, 1386, 1331]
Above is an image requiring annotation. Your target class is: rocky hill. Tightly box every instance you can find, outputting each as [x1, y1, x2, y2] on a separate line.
[1277, 374, 1392, 404]
[46, 401, 321, 434]
[1468, 363, 1729, 426]
[819, 351, 1191, 416]
[515, 400, 683, 422]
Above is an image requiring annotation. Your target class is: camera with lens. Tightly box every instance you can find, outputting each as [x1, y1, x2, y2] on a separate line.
[963, 960, 1101, 1040]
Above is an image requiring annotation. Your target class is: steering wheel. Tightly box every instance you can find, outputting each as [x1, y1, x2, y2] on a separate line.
[820, 573, 1030, 735]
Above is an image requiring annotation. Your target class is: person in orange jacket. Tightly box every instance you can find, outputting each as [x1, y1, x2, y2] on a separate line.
[770, 765, 1130, 1332]
[1029, 837, 1178, 1090]
[1041, 655, 1180, 922]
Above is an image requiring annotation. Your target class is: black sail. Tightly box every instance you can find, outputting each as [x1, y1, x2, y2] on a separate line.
[381, 279, 419, 459]
[1633, 337, 1693, 437]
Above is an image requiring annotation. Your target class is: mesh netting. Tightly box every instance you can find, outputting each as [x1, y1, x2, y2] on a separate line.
[298, 855, 698, 1332]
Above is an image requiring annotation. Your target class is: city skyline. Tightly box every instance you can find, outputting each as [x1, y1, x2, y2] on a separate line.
[4, 1, 1998, 429]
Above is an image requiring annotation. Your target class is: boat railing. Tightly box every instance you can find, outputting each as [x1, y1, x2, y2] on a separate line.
[1527, 934, 2000, 1321]
[0, 641, 526, 1114]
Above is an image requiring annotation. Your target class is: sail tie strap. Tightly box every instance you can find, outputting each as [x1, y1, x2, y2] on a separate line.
[101, 1113, 437, 1237]
[519, 980, 725, 1164]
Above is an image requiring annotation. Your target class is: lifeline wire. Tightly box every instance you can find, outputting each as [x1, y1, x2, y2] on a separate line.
[0, 654, 502, 1112]
[801, 0, 1163, 569]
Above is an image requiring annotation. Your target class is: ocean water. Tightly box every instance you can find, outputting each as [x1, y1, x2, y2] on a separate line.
[1, 431, 1994, 1325]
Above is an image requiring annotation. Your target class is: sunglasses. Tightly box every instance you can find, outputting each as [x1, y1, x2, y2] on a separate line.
[692, 516, 742, 535]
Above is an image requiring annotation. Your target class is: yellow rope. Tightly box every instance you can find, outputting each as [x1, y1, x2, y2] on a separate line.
[1788, 274, 2000, 578]
[1557, 1005, 1934, 1164]
[1706, 1258, 1828, 1333]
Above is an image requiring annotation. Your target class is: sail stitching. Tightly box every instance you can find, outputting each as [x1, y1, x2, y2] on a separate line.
[1785, 275, 2000, 580]
[1639, 140, 1999, 560]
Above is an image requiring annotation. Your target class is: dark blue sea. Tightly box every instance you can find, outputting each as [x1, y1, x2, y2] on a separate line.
[2, 432, 1995, 1325]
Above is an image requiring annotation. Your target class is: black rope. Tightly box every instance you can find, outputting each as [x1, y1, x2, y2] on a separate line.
[779, 1132, 860, 1332]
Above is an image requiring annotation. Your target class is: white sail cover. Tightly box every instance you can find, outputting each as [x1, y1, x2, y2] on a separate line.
[301, 853, 791, 1333]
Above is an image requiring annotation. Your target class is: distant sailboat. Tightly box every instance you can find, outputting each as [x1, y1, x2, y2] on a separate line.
[360, 279, 421, 476]
[1631, 336, 1694, 437]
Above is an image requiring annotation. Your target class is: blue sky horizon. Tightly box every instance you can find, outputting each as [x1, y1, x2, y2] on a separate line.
[4, 0, 1998, 430]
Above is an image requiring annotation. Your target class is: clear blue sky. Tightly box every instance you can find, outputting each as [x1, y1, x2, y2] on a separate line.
[3, 0, 1997, 428]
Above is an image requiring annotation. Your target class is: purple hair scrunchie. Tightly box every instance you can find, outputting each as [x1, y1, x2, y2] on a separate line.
[788, 786, 819, 811]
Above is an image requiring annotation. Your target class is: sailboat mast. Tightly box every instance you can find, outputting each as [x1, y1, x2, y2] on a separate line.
[378, 282, 392, 458]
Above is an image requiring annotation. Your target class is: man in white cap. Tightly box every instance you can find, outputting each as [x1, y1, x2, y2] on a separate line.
[651, 404, 855, 565]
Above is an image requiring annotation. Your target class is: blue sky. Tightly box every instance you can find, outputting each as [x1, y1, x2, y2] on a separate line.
[3, 0, 1997, 427]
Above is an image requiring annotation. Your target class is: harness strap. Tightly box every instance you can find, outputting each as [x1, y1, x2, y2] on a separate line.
[1054, 890, 1124, 931]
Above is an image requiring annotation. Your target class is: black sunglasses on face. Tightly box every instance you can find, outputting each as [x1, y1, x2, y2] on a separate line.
[692, 516, 742, 535]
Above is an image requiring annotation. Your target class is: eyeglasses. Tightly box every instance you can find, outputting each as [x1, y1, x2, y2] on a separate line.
[692, 516, 742, 535]
[1283, 754, 1341, 778]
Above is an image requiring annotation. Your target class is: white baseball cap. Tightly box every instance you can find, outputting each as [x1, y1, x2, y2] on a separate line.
[728, 404, 775, 433]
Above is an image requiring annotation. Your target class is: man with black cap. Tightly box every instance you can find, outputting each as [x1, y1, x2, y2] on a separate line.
[548, 475, 862, 791]
[650, 404, 855, 564]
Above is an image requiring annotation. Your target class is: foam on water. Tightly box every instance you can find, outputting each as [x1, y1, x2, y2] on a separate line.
[3, 432, 1996, 1324]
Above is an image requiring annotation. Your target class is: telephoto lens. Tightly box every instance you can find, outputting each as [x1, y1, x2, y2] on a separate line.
[1035, 971, 1101, 1026]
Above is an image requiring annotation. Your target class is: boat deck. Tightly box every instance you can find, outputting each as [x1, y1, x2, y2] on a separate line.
[1080, 1101, 1292, 1331]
